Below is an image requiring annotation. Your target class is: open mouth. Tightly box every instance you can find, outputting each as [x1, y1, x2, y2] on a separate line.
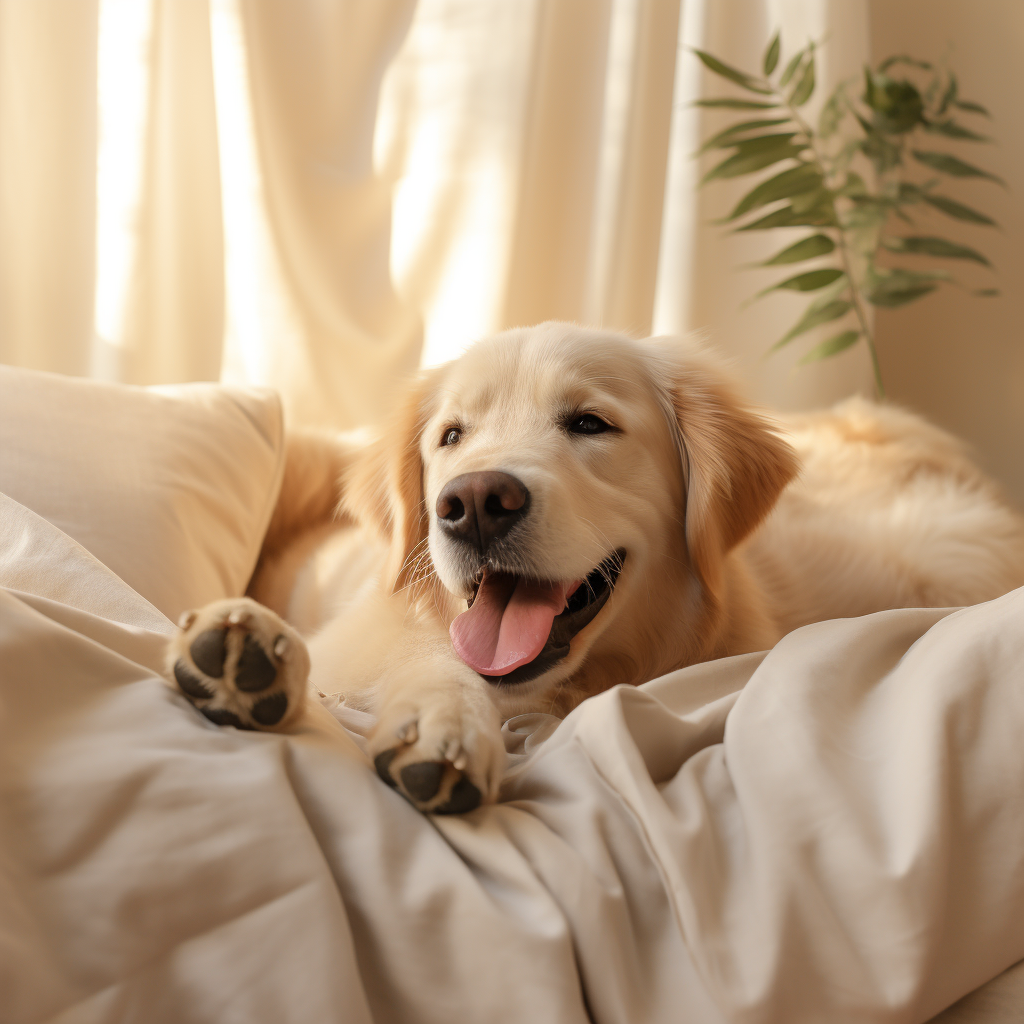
[449, 549, 626, 686]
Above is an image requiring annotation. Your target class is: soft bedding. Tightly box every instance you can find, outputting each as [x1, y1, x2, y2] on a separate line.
[3, 486, 1024, 1024]
[0, 365, 285, 622]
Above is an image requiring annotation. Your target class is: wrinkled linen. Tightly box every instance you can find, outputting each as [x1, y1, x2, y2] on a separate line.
[2, 493, 1024, 1024]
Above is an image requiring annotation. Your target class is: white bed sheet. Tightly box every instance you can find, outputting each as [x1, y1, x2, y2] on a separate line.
[2, 490, 1024, 1024]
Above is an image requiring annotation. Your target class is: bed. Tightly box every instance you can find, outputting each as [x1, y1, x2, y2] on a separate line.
[2, 365, 1023, 1023]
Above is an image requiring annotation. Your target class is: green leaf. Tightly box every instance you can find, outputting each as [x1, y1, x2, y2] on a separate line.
[859, 129, 902, 173]
[694, 50, 773, 94]
[763, 32, 780, 76]
[790, 187, 831, 215]
[727, 164, 823, 220]
[869, 284, 937, 308]
[923, 193, 997, 226]
[696, 118, 791, 154]
[911, 150, 1004, 185]
[974, 288, 1000, 297]
[896, 182, 927, 205]
[789, 55, 816, 106]
[760, 234, 835, 265]
[862, 69, 924, 133]
[867, 270, 944, 308]
[798, 330, 861, 364]
[923, 118, 990, 143]
[730, 133, 799, 153]
[954, 99, 990, 117]
[693, 98, 779, 110]
[758, 268, 844, 298]
[880, 235, 992, 266]
[702, 137, 803, 184]
[809, 275, 852, 307]
[832, 139, 861, 175]
[838, 171, 869, 198]
[818, 84, 845, 139]
[842, 198, 891, 232]
[771, 299, 851, 350]
[737, 201, 837, 230]
[879, 55, 933, 72]
[938, 73, 958, 114]
[779, 50, 805, 88]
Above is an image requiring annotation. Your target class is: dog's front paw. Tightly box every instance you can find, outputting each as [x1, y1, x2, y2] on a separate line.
[167, 597, 309, 731]
[368, 673, 505, 814]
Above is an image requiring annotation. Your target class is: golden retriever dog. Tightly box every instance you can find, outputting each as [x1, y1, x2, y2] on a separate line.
[167, 322, 1024, 813]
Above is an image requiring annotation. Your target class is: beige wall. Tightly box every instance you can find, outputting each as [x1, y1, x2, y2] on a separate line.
[869, 1, 1024, 506]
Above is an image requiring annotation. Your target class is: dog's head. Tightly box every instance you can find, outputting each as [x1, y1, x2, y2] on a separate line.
[344, 322, 797, 716]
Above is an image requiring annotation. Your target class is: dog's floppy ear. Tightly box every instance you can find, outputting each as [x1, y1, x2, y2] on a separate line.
[653, 339, 798, 595]
[342, 369, 440, 595]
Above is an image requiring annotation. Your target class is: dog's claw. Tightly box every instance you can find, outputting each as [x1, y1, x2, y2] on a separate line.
[369, 685, 504, 814]
[444, 738, 465, 769]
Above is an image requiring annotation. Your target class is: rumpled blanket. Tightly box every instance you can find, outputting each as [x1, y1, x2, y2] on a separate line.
[2, 490, 1023, 1024]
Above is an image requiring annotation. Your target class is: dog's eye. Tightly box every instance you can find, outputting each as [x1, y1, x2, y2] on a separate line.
[441, 427, 461, 447]
[567, 413, 611, 436]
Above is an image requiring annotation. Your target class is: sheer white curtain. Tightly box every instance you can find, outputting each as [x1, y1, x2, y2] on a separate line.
[0, 0, 876, 428]
[0, 0, 422, 429]
[0, 0, 98, 378]
[378, 0, 874, 409]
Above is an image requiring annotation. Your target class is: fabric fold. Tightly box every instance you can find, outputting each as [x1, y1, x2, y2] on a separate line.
[4, 488, 1024, 1022]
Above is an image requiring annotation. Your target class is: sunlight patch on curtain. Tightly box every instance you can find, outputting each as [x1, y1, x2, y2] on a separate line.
[376, 0, 540, 367]
[583, 0, 643, 327]
[92, 0, 154, 380]
[209, 0, 304, 395]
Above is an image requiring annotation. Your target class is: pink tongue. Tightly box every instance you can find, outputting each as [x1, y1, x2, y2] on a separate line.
[450, 574, 578, 675]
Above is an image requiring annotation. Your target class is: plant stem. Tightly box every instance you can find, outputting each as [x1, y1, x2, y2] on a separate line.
[772, 79, 887, 400]
[833, 226, 885, 399]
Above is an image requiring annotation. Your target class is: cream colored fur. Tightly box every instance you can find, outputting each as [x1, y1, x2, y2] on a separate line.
[233, 322, 1024, 809]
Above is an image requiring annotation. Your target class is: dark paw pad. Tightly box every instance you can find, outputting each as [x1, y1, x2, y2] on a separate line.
[190, 629, 227, 678]
[235, 634, 277, 693]
[374, 749, 398, 788]
[434, 776, 481, 815]
[174, 659, 213, 700]
[251, 692, 288, 726]
[201, 707, 251, 729]
[400, 762, 445, 803]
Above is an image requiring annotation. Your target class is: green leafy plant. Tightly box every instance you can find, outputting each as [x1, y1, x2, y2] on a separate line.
[694, 36, 1001, 398]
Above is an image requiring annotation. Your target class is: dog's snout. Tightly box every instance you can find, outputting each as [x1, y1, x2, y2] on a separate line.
[436, 472, 530, 553]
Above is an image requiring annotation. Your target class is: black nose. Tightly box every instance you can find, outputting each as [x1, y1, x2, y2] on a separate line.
[435, 472, 530, 553]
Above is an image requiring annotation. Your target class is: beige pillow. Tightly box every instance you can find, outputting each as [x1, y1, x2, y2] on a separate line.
[0, 365, 285, 622]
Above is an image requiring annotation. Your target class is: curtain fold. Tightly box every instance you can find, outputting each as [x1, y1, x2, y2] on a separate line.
[233, 0, 422, 428]
[379, 0, 874, 408]
[120, 0, 224, 385]
[0, 0, 98, 377]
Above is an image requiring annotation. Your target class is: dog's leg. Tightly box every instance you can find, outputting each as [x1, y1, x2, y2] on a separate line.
[167, 594, 506, 815]
[167, 597, 311, 731]
[366, 656, 506, 815]
[307, 599, 507, 815]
